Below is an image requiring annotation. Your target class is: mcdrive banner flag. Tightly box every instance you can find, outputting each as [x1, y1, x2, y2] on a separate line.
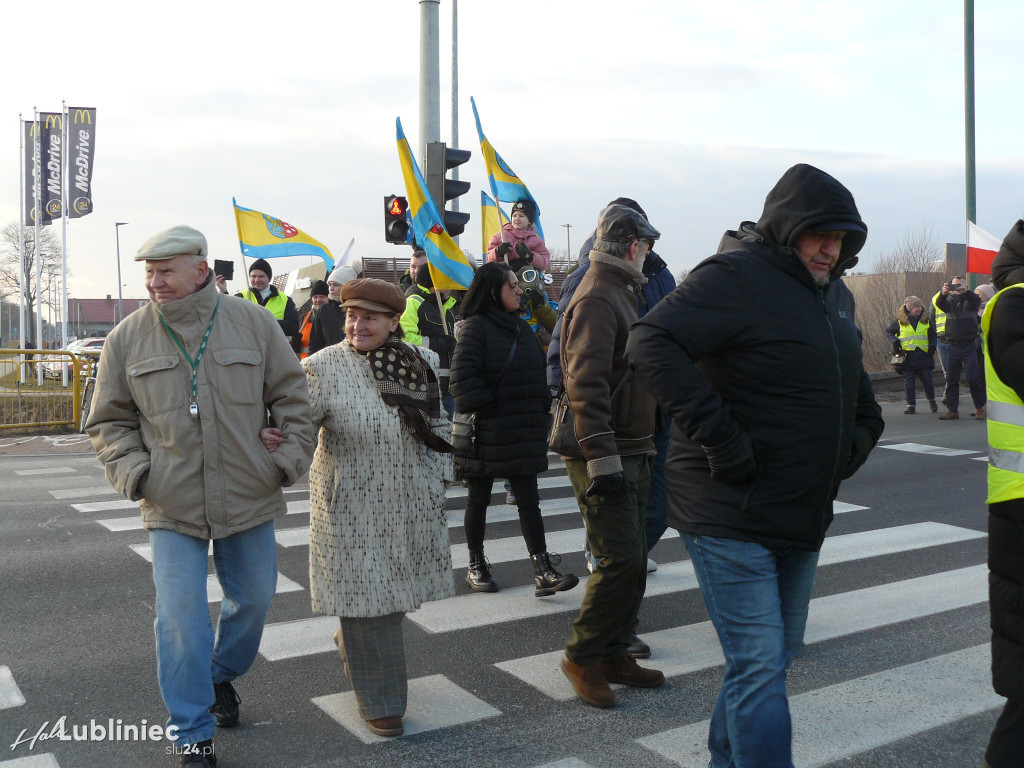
[470, 96, 543, 240]
[967, 221, 1001, 276]
[23, 121, 47, 227]
[480, 191, 509, 256]
[67, 107, 97, 219]
[39, 113, 63, 222]
[233, 199, 335, 272]
[395, 117, 474, 291]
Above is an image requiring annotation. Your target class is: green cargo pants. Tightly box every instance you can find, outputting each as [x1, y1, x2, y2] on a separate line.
[563, 453, 651, 666]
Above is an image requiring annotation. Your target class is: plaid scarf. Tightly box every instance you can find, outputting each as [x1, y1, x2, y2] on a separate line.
[357, 336, 452, 453]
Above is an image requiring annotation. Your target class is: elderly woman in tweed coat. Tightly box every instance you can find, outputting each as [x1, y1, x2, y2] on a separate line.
[301, 278, 454, 738]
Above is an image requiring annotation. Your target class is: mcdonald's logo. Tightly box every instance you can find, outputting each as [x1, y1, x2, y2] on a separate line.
[44, 114, 62, 130]
[73, 109, 93, 125]
[27, 123, 40, 137]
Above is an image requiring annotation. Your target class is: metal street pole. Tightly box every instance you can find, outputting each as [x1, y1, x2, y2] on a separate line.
[115, 222, 128, 324]
[562, 223, 573, 263]
[419, 0, 441, 166]
[964, 0, 977, 287]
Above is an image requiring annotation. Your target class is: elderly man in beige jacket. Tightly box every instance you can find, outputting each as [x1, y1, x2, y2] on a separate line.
[87, 225, 314, 768]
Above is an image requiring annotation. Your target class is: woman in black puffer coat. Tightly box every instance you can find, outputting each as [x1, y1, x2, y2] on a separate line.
[450, 262, 578, 598]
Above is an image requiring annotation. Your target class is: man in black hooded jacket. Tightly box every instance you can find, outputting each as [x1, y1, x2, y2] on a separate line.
[627, 163, 884, 768]
[981, 219, 1024, 768]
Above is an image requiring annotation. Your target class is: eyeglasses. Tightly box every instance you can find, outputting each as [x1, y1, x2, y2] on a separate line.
[636, 238, 655, 250]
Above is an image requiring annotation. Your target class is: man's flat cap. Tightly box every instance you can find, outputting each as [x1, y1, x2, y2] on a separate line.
[135, 225, 208, 262]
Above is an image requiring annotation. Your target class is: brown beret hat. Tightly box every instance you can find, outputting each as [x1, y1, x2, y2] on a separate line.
[135, 225, 208, 261]
[341, 278, 406, 315]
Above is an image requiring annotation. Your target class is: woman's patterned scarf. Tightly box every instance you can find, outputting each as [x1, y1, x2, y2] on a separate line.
[357, 336, 453, 453]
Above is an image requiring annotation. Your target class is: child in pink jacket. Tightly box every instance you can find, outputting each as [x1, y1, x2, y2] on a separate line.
[487, 200, 550, 270]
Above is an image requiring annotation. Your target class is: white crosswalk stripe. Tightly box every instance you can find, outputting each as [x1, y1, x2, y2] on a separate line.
[0, 756, 62, 768]
[14, 467, 76, 476]
[880, 442, 981, 457]
[0, 665, 26, 709]
[312, 674, 501, 744]
[637, 645, 1001, 767]
[496, 563, 988, 699]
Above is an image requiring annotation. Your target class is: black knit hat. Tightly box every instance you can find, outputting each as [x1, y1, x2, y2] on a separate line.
[309, 279, 329, 297]
[511, 200, 536, 224]
[249, 258, 273, 279]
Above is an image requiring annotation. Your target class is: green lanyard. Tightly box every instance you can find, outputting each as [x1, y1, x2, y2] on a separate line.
[158, 295, 220, 420]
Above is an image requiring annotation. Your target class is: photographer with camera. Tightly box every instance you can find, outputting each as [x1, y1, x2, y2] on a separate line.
[936, 275, 986, 420]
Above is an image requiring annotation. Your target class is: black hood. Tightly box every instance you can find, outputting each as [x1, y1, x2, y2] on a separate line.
[991, 219, 1024, 291]
[752, 163, 868, 276]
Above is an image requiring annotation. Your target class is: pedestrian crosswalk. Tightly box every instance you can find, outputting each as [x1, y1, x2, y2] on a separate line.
[1, 438, 997, 768]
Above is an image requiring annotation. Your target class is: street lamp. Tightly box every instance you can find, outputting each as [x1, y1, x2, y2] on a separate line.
[561, 223, 573, 264]
[115, 222, 128, 324]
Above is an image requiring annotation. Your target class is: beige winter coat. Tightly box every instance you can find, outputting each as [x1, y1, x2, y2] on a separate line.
[304, 340, 455, 618]
[87, 276, 315, 540]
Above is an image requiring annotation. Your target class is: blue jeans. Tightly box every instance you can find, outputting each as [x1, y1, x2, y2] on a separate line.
[645, 409, 671, 552]
[937, 339, 950, 379]
[943, 340, 985, 413]
[682, 533, 819, 768]
[150, 521, 278, 745]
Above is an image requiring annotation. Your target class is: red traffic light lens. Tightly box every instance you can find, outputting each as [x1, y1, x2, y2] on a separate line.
[389, 198, 406, 216]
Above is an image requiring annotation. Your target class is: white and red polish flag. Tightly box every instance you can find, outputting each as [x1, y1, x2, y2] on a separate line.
[967, 221, 1001, 275]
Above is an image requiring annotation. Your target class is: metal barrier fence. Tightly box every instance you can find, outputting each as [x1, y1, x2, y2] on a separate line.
[0, 349, 98, 431]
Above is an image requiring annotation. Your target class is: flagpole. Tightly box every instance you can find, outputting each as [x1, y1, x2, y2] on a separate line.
[34, 107, 43, 383]
[17, 114, 26, 363]
[60, 100, 68, 352]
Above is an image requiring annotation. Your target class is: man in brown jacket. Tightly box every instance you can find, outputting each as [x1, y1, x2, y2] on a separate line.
[87, 225, 315, 768]
[558, 204, 664, 708]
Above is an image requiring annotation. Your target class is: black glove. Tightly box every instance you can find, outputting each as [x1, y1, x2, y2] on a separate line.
[586, 472, 624, 499]
[526, 287, 546, 309]
[843, 426, 875, 479]
[495, 242, 513, 259]
[703, 426, 758, 484]
[892, 342, 902, 355]
[514, 242, 531, 260]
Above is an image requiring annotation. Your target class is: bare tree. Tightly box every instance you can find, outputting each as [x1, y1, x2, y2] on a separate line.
[0, 222, 66, 345]
[677, 267, 691, 283]
[849, 225, 944, 373]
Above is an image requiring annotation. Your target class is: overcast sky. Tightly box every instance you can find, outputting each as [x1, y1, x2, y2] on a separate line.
[2, 0, 1023, 303]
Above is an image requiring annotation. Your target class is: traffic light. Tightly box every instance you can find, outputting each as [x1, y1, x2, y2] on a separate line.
[425, 142, 471, 238]
[384, 195, 410, 244]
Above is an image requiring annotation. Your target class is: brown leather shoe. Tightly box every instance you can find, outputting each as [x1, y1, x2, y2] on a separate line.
[560, 656, 616, 708]
[600, 655, 666, 688]
[366, 715, 403, 737]
[939, 411, 959, 420]
[974, 407, 987, 420]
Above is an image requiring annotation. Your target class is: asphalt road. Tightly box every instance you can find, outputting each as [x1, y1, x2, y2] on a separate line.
[0, 401, 998, 768]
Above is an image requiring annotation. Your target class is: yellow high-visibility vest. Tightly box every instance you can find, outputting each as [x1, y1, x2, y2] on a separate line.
[931, 291, 947, 337]
[898, 318, 930, 352]
[240, 290, 288, 320]
[982, 284, 1024, 503]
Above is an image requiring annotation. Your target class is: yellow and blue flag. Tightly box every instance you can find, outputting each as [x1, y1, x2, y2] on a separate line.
[233, 198, 335, 272]
[396, 118, 475, 291]
[470, 96, 543, 240]
[480, 191, 510, 255]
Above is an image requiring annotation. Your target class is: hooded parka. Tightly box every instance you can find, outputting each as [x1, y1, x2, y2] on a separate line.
[627, 164, 884, 551]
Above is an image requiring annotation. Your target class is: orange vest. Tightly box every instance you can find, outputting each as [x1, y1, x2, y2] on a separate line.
[298, 311, 314, 359]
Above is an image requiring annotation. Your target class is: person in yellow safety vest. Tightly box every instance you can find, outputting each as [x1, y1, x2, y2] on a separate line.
[980, 218, 1024, 768]
[884, 295, 937, 415]
[219, 258, 299, 338]
[931, 289, 949, 385]
[400, 263, 460, 417]
[294, 280, 329, 360]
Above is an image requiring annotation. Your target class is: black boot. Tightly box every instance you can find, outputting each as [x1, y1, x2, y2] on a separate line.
[466, 551, 498, 592]
[531, 552, 579, 597]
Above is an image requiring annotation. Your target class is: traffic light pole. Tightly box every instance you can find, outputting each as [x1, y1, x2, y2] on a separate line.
[419, 0, 441, 167]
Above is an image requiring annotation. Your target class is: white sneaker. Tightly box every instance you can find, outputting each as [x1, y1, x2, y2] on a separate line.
[647, 557, 658, 573]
